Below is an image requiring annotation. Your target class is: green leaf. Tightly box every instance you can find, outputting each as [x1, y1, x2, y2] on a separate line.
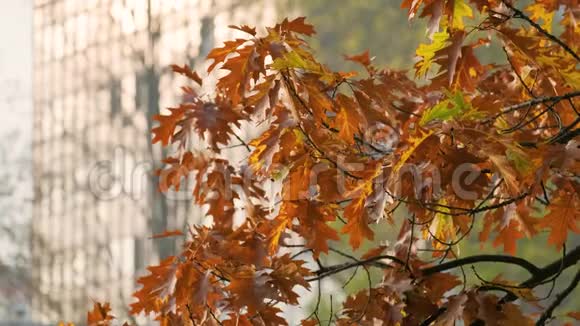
[271, 51, 320, 72]
[420, 90, 471, 126]
[506, 148, 532, 174]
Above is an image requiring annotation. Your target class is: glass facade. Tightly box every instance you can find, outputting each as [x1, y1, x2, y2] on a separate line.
[31, 0, 277, 322]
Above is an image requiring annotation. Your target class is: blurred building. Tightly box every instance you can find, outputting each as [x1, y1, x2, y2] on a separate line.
[31, 0, 278, 322]
[0, 0, 34, 323]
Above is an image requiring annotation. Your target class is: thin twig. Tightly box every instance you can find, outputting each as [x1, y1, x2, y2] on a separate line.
[488, 91, 580, 121]
[536, 269, 580, 325]
[502, 0, 580, 63]
[232, 132, 251, 153]
[500, 245, 580, 303]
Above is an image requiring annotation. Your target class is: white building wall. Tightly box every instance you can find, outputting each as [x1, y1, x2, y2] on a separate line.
[0, 0, 34, 321]
[32, 0, 278, 322]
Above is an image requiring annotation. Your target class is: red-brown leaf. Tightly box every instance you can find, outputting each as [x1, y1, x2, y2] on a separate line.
[171, 64, 202, 86]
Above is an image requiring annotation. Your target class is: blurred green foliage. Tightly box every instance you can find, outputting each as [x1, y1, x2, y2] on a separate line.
[281, 0, 425, 70]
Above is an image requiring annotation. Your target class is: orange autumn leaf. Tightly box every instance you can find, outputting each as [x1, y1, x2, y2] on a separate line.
[130, 256, 179, 315]
[84, 6, 580, 325]
[151, 106, 188, 146]
[294, 201, 340, 256]
[266, 214, 291, 255]
[170, 64, 202, 86]
[228, 24, 257, 36]
[422, 272, 462, 302]
[334, 94, 366, 144]
[345, 49, 372, 67]
[341, 196, 374, 250]
[87, 302, 114, 326]
[278, 17, 316, 36]
[537, 195, 580, 249]
[493, 219, 525, 255]
[567, 311, 580, 320]
[361, 245, 388, 260]
[206, 38, 247, 73]
[149, 229, 184, 239]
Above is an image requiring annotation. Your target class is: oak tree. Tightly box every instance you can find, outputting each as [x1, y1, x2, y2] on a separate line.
[87, 0, 579, 325]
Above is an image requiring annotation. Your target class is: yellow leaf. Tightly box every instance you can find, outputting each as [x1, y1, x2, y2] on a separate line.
[271, 51, 321, 72]
[526, 3, 554, 33]
[267, 216, 291, 254]
[393, 130, 434, 174]
[452, 0, 474, 30]
[415, 29, 449, 77]
[427, 199, 458, 252]
[560, 69, 580, 89]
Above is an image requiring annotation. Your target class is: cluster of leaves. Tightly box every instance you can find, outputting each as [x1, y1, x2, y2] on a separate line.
[86, 1, 579, 325]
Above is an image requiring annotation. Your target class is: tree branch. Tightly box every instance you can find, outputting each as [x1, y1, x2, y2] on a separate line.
[522, 245, 580, 287]
[420, 254, 541, 276]
[549, 116, 580, 144]
[536, 269, 580, 325]
[499, 244, 580, 303]
[415, 246, 579, 326]
[307, 245, 580, 303]
[489, 91, 580, 120]
[307, 254, 406, 282]
[501, 0, 580, 63]
[308, 253, 542, 284]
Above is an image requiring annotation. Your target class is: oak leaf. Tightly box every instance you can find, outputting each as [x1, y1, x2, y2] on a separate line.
[151, 106, 188, 146]
[277, 17, 316, 36]
[149, 229, 184, 239]
[334, 94, 366, 144]
[87, 302, 114, 326]
[344, 50, 372, 67]
[228, 24, 257, 36]
[437, 293, 468, 326]
[206, 38, 247, 73]
[537, 195, 579, 249]
[170, 64, 202, 86]
[341, 196, 375, 250]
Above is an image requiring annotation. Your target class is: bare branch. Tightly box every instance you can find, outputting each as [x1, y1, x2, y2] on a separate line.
[489, 91, 580, 120]
[501, 0, 580, 63]
[536, 269, 580, 325]
[421, 254, 541, 276]
[495, 244, 580, 305]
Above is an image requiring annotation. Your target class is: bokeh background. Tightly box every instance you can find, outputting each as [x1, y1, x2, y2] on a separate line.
[0, 0, 574, 325]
